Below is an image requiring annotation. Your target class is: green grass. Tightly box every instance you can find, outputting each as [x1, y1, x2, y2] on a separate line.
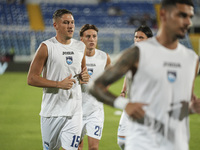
[0, 73, 199, 150]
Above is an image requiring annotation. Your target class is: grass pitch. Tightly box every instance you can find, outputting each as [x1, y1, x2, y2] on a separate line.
[0, 72, 199, 150]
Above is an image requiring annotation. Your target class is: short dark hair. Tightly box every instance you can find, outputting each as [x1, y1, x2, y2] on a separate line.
[53, 9, 73, 20]
[135, 25, 153, 38]
[161, 0, 194, 8]
[79, 24, 99, 37]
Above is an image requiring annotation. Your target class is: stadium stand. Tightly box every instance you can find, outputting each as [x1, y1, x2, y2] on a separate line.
[0, 1, 29, 26]
[40, 2, 157, 28]
[0, 0, 199, 61]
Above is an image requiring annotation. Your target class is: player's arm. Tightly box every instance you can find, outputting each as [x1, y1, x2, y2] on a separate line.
[89, 46, 139, 108]
[105, 53, 111, 68]
[105, 53, 112, 90]
[189, 59, 200, 114]
[79, 48, 90, 84]
[27, 43, 76, 89]
[27, 43, 56, 88]
[120, 78, 127, 97]
[81, 48, 87, 70]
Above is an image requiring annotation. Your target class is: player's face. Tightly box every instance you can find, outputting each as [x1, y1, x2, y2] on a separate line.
[81, 29, 98, 51]
[54, 14, 75, 39]
[134, 31, 148, 43]
[165, 3, 194, 39]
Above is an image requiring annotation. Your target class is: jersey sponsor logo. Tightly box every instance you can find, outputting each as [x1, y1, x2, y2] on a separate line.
[167, 71, 176, 83]
[86, 63, 96, 67]
[63, 51, 74, 55]
[44, 141, 49, 150]
[163, 62, 181, 68]
[66, 56, 73, 65]
[88, 68, 93, 76]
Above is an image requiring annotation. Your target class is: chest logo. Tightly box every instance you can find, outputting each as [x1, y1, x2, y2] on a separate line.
[88, 68, 93, 76]
[66, 56, 73, 65]
[167, 71, 176, 83]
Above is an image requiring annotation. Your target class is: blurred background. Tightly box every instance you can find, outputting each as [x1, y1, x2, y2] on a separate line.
[0, 0, 200, 73]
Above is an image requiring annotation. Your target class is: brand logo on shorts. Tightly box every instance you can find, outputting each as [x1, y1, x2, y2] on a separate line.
[44, 141, 49, 150]
[167, 71, 176, 83]
[88, 68, 93, 76]
[66, 56, 73, 65]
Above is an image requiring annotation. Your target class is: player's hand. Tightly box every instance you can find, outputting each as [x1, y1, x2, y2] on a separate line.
[79, 67, 90, 84]
[190, 94, 200, 114]
[120, 91, 126, 97]
[59, 74, 76, 90]
[125, 102, 147, 120]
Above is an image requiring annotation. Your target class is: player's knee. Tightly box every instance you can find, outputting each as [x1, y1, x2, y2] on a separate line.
[78, 147, 83, 150]
[118, 137, 125, 150]
[89, 145, 98, 150]
[78, 141, 83, 150]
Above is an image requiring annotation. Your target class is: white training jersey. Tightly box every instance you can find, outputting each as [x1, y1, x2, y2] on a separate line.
[39, 37, 85, 117]
[126, 37, 198, 150]
[118, 71, 132, 137]
[81, 49, 107, 117]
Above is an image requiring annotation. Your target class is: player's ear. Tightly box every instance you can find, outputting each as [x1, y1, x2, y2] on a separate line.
[53, 22, 58, 30]
[160, 8, 167, 22]
[80, 37, 83, 41]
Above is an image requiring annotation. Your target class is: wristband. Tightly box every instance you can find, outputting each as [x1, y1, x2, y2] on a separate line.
[113, 96, 129, 110]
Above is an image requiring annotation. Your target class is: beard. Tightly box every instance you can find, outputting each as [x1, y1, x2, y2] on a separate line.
[176, 34, 186, 39]
[176, 27, 189, 39]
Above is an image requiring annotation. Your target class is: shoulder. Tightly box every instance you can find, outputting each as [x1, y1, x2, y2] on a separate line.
[41, 37, 58, 51]
[95, 49, 108, 59]
[135, 37, 156, 50]
[179, 43, 198, 59]
[71, 38, 85, 49]
[42, 37, 56, 45]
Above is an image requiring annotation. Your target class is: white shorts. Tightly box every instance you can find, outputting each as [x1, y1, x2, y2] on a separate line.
[118, 110, 130, 137]
[41, 114, 82, 150]
[80, 108, 104, 141]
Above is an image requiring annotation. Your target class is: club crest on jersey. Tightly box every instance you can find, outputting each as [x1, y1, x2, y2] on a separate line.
[88, 68, 93, 76]
[167, 71, 176, 83]
[66, 56, 73, 65]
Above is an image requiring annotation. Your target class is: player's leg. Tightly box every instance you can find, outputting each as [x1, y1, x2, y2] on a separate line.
[117, 111, 130, 150]
[88, 136, 100, 150]
[117, 136, 125, 150]
[78, 139, 84, 150]
[78, 122, 87, 150]
[86, 109, 104, 150]
[41, 116, 68, 150]
[61, 114, 82, 150]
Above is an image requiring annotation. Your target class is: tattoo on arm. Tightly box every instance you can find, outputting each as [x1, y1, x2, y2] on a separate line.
[90, 46, 140, 107]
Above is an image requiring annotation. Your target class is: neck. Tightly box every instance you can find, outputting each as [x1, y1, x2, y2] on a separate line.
[86, 48, 95, 57]
[156, 27, 179, 50]
[55, 35, 71, 45]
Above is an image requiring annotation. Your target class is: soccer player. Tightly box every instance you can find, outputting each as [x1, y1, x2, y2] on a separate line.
[117, 25, 153, 150]
[78, 24, 111, 150]
[27, 9, 90, 150]
[89, 0, 200, 150]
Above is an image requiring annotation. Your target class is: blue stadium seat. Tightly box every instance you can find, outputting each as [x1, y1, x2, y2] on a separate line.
[40, 2, 157, 28]
[0, 1, 195, 58]
[0, 2, 29, 26]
